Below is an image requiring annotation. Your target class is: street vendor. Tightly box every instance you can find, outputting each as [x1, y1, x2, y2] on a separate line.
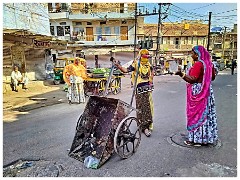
[113, 49, 154, 137]
[79, 58, 87, 68]
[63, 57, 87, 104]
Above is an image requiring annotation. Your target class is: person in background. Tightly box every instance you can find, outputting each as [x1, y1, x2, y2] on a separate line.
[231, 59, 237, 75]
[183, 59, 188, 72]
[79, 58, 87, 68]
[113, 49, 154, 137]
[212, 59, 219, 76]
[175, 45, 218, 146]
[63, 57, 87, 104]
[186, 60, 192, 74]
[11, 65, 28, 92]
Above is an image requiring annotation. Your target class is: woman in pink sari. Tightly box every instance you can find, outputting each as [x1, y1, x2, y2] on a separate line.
[175, 45, 218, 146]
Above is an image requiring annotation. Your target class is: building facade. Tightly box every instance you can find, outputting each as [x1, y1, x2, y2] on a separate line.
[48, 3, 137, 57]
[3, 3, 67, 81]
[142, 20, 209, 60]
[210, 24, 237, 66]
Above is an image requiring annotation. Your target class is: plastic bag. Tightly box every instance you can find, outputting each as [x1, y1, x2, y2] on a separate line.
[84, 156, 100, 169]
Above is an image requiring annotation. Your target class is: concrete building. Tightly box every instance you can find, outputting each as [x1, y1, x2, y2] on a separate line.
[3, 3, 67, 82]
[142, 20, 209, 61]
[210, 24, 237, 66]
[48, 3, 139, 58]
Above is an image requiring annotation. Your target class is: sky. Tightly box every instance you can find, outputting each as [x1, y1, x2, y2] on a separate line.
[139, 2, 238, 30]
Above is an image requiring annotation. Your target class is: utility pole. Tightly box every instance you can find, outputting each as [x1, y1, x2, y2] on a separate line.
[207, 11, 212, 51]
[156, 3, 161, 60]
[134, 3, 170, 61]
[230, 35, 234, 60]
[133, 3, 137, 60]
[222, 26, 227, 61]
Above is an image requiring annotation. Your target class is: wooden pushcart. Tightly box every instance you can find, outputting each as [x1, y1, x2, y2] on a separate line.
[69, 58, 142, 169]
[68, 96, 141, 168]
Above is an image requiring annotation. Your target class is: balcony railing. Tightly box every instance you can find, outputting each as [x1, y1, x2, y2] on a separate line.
[71, 7, 133, 14]
[70, 34, 130, 42]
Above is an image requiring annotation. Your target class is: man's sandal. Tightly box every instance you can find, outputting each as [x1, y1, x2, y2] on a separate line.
[144, 129, 151, 137]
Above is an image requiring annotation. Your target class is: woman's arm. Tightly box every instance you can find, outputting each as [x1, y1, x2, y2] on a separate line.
[115, 63, 128, 73]
[175, 65, 198, 84]
[176, 71, 198, 84]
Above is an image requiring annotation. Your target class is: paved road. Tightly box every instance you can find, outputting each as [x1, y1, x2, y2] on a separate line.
[3, 70, 237, 177]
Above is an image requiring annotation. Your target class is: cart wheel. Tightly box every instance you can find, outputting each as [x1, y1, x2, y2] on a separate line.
[53, 79, 60, 85]
[114, 117, 141, 159]
[111, 78, 121, 95]
[76, 114, 83, 131]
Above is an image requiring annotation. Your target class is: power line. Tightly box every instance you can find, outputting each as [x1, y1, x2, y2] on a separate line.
[212, 15, 237, 17]
[170, 4, 208, 17]
[188, 3, 216, 11]
[168, 12, 206, 22]
[169, 9, 206, 21]
[170, 6, 207, 18]
[213, 8, 237, 15]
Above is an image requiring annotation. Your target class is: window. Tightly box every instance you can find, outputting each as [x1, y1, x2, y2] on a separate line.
[120, 3, 124, 13]
[191, 37, 194, 44]
[114, 27, 120, 35]
[175, 38, 180, 44]
[65, 26, 70, 35]
[76, 22, 82, 26]
[50, 26, 55, 35]
[48, 3, 53, 11]
[96, 27, 102, 35]
[74, 27, 84, 33]
[87, 22, 92, 25]
[72, 27, 85, 40]
[61, 3, 68, 11]
[234, 42, 237, 49]
[184, 37, 187, 44]
[96, 27, 102, 41]
[167, 37, 170, 44]
[175, 37, 180, 49]
[122, 20, 127, 24]
[104, 27, 111, 34]
[59, 22, 66, 25]
[57, 26, 64, 36]
[100, 21, 106, 25]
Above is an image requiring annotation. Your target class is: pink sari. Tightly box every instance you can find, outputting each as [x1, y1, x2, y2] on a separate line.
[186, 46, 212, 132]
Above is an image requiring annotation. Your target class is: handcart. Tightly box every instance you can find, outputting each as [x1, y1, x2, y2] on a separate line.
[84, 73, 123, 97]
[69, 57, 141, 168]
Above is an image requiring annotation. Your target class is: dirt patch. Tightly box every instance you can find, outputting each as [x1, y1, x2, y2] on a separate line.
[3, 80, 67, 122]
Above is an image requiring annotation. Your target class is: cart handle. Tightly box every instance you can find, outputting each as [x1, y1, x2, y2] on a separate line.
[103, 58, 115, 97]
[129, 58, 140, 107]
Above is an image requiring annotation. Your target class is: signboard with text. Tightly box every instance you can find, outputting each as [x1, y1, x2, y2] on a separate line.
[33, 40, 51, 48]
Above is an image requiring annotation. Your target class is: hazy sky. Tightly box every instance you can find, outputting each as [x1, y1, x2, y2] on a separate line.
[139, 3, 237, 30]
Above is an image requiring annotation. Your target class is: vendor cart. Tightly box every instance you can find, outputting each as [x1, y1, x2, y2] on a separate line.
[84, 70, 123, 96]
[69, 57, 142, 168]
